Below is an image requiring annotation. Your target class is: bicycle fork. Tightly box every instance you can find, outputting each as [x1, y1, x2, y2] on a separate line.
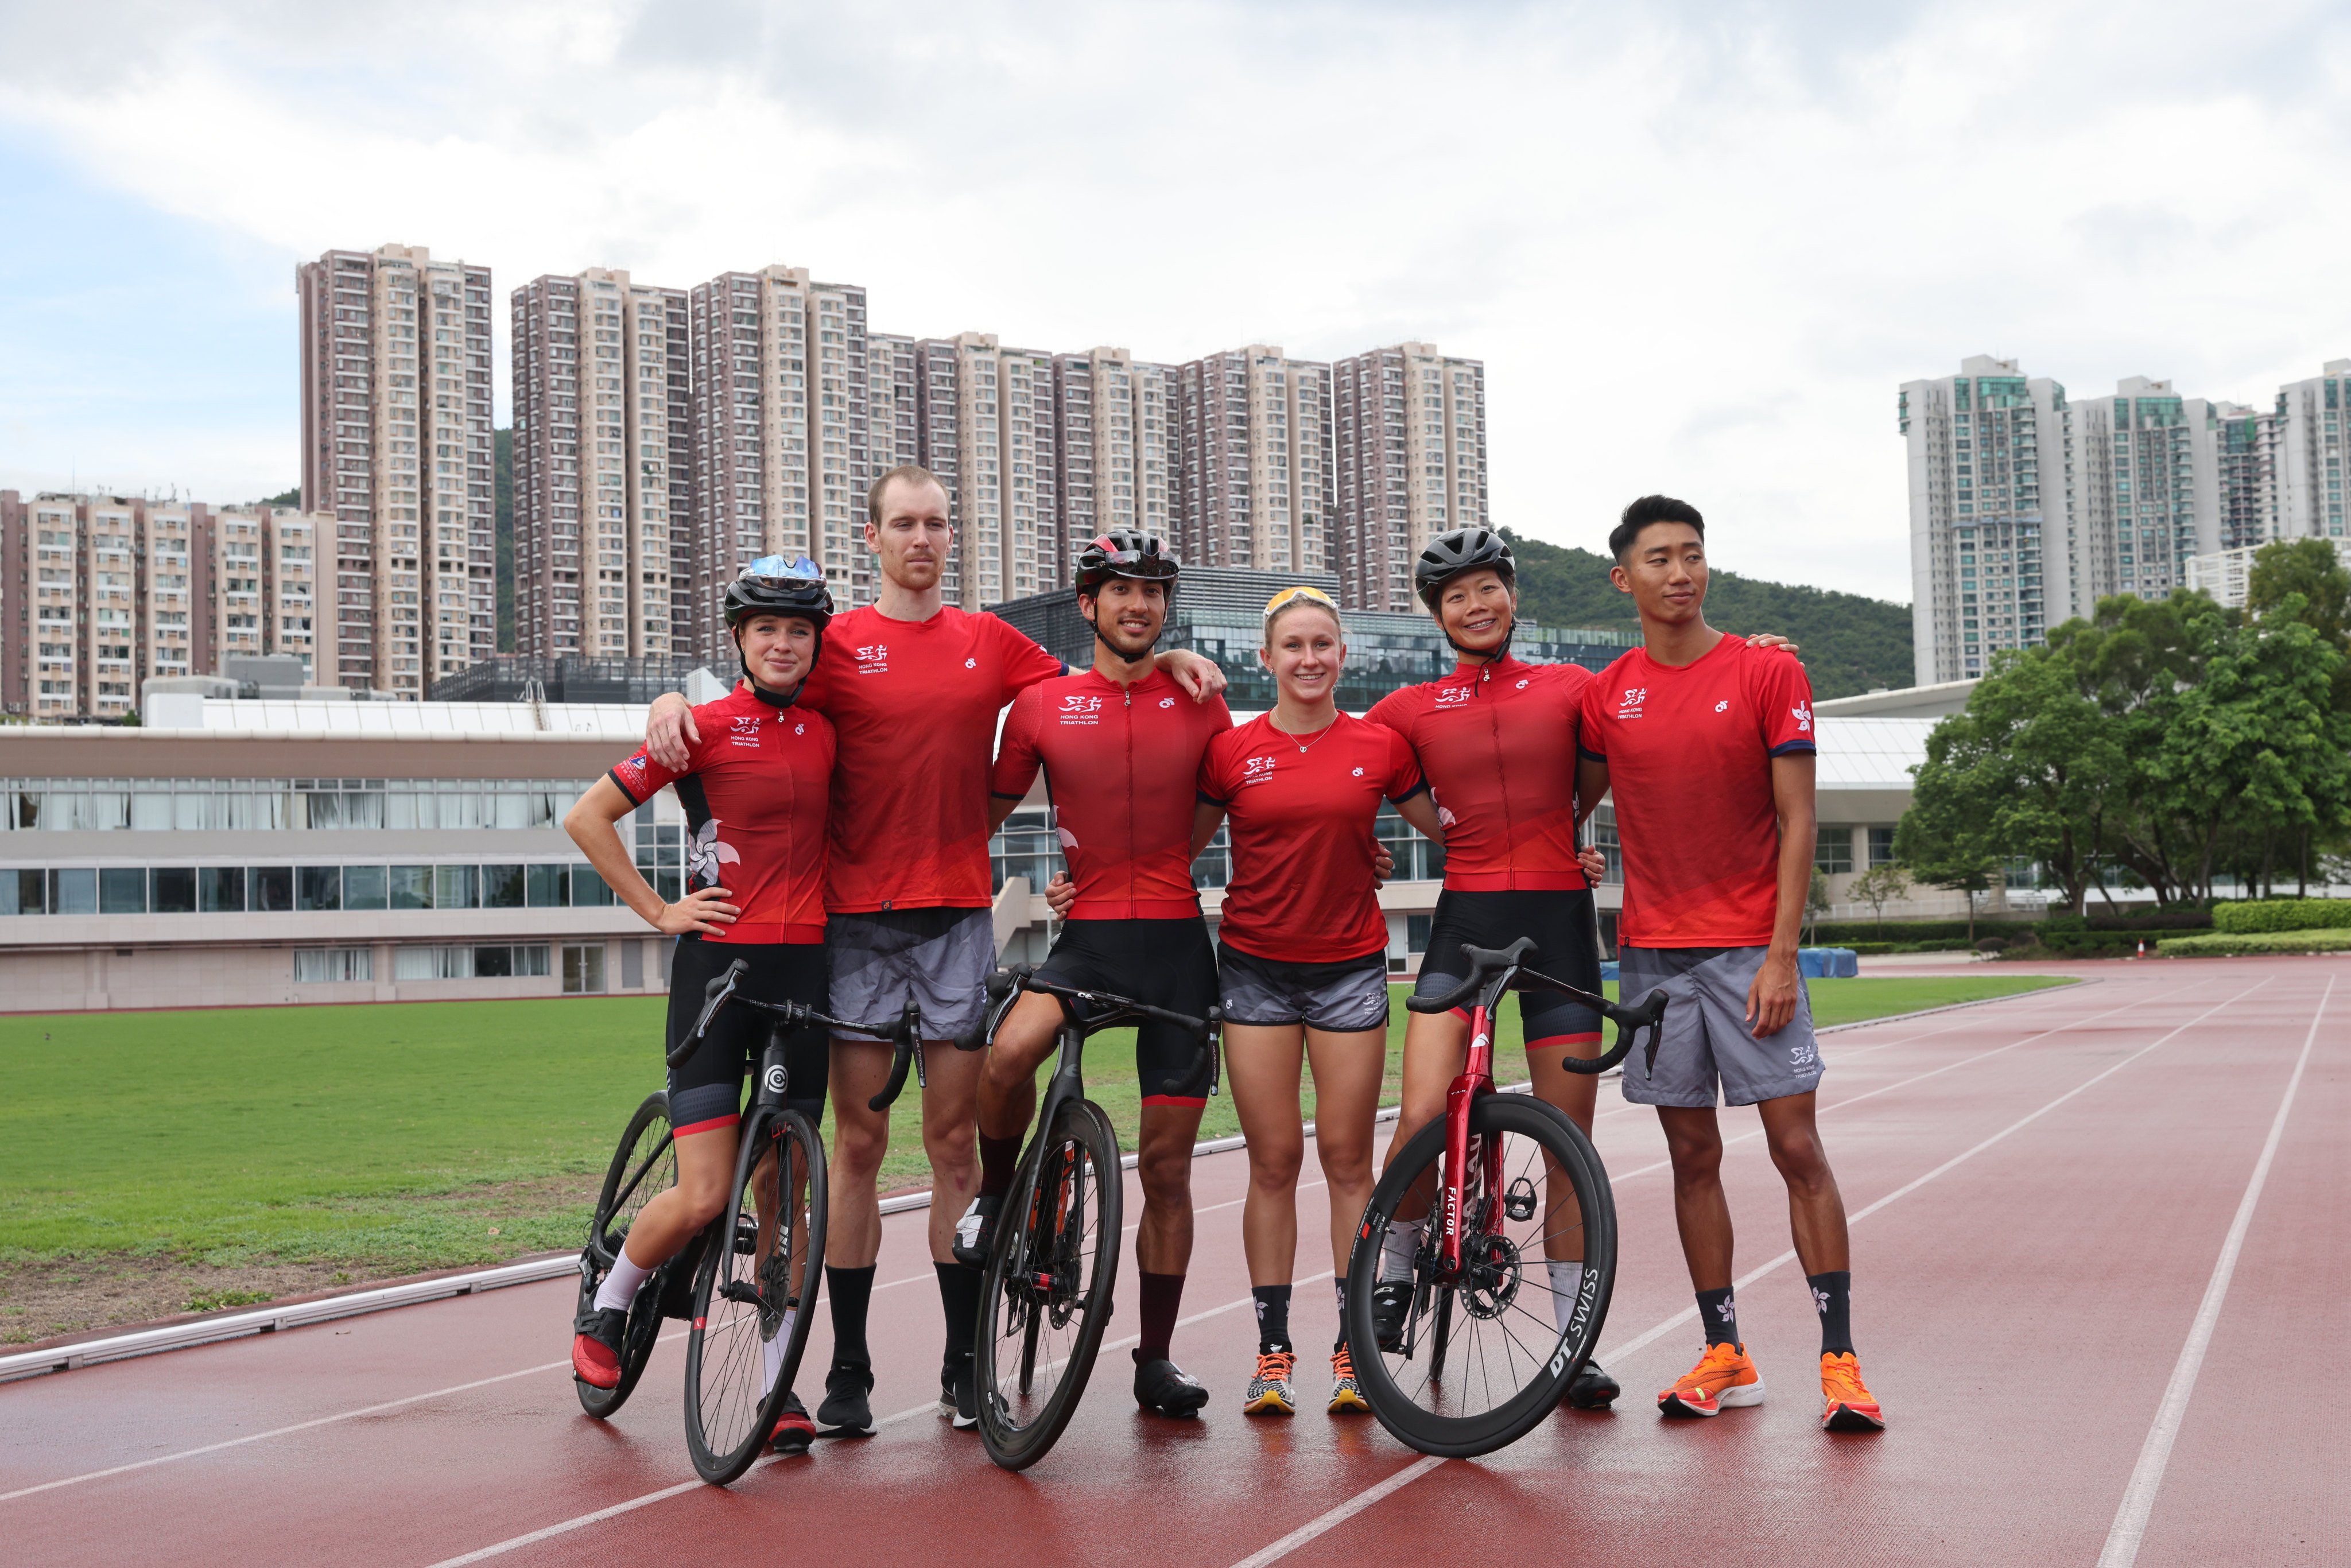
[1434, 1001, 1503, 1280]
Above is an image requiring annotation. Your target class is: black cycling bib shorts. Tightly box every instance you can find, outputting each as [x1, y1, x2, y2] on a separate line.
[1035, 917, 1220, 1106]
[664, 937, 831, 1135]
[1409, 888, 1605, 1047]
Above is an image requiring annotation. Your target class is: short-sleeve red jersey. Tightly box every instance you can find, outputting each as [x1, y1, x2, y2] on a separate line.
[1199, 711, 1426, 964]
[1366, 653, 1593, 892]
[1577, 635, 1815, 948]
[793, 604, 1062, 913]
[990, 667, 1233, 921]
[608, 683, 835, 944]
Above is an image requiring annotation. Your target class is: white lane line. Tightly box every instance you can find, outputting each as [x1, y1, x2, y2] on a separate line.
[2095, 976, 2331, 1568]
[1222, 975, 2275, 1567]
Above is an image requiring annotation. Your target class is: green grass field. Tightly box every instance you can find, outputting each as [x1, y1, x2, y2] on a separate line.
[0, 973, 2070, 1302]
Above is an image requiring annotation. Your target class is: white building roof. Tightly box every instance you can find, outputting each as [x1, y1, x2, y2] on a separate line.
[1814, 716, 1934, 789]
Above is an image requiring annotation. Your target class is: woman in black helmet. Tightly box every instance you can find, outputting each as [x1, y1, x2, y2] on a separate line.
[562, 557, 839, 1453]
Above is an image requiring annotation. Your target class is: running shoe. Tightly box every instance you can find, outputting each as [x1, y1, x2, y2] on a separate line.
[1820, 1352, 1885, 1431]
[769, 1392, 816, 1454]
[570, 1304, 629, 1389]
[1566, 1358, 1620, 1410]
[816, 1360, 875, 1436]
[1657, 1341, 1764, 1418]
[1368, 1280, 1414, 1353]
[940, 1354, 978, 1430]
[1242, 1349, 1297, 1416]
[1133, 1357, 1211, 1417]
[951, 1193, 1004, 1270]
[1327, 1345, 1371, 1414]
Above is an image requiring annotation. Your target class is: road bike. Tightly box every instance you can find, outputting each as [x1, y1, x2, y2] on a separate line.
[956, 965, 1217, 1471]
[1342, 937, 1667, 1457]
[573, 957, 922, 1487]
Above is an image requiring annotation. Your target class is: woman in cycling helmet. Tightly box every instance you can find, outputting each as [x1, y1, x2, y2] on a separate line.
[562, 556, 837, 1453]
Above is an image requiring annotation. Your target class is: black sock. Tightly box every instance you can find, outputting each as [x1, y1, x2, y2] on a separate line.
[1809, 1270, 1853, 1356]
[1697, 1286, 1738, 1347]
[1133, 1271, 1184, 1365]
[827, 1263, 876, 1371]
[1332, 1278, 1349, 1353]
[936, 1260, 981, 1371]
[1252, 1284, 1293, 1353]
[977, 1130, 1022, 1198]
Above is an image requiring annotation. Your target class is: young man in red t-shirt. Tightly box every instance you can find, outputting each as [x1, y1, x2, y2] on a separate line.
[1576, 495, 1883, 1433]
[639, 469, 1225, 1434]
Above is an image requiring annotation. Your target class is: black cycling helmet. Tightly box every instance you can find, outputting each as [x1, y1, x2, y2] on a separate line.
[1074, 529, 1180, 595]
[1414, 526, 1515, 612]
[725, 556, 832, 705]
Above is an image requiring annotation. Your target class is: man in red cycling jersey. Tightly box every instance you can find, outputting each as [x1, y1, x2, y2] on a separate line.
[956, 530, 1232, 1417]
[640, 469, 1226, 1434]
[1577, 494, 1883, 1433]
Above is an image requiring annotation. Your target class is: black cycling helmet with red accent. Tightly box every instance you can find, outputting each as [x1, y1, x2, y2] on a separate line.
[1413, 526, 1515, 613]
[1074, 529, 1180, 596]
[725, 556, 832, 706]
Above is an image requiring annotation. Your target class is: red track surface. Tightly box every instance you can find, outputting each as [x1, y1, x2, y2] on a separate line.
[6, 958, 2345, 1567]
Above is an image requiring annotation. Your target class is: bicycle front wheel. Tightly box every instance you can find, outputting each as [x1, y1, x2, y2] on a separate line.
[975, 1098, 1122, 1472]
[577, 1090, 676, 1418]
[1345, 1093, 1616, 1458]
[682, 1108, 828, 1485]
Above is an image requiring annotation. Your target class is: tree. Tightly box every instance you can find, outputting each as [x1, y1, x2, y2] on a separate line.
[1848, 862, 1912, 932]
[1805, 865, 1831, 946]
[2247, 538, 2351, 648]
[1896, 717, 2006, 942]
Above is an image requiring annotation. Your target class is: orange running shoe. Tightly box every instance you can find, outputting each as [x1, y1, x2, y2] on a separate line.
[1820, 1352, 1884, 1431]
[1242, 1350, 1297, 1416]
[1327, 1346, 1371, 1414]
[1657, 1341, 1764, 1417]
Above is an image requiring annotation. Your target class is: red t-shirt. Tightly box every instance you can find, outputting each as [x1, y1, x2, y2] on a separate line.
[608, 684, 835, 944]
[795, 604, 1062, 913]
[990, 667, 1233, 921]
[1198, 711, 1426, 964]
[1577, 635, 1815, 948]
[1366, 654, 1593, 892]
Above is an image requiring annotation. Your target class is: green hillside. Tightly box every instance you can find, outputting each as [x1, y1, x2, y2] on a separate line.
[1503, 529, 1915, 699]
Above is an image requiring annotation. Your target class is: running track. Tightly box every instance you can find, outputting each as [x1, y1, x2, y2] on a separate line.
[5, 958, 2344, 1566]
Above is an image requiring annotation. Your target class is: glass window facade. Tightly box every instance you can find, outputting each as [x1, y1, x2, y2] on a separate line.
[1, 863, 623, 916]
[3, 778, 590, 833]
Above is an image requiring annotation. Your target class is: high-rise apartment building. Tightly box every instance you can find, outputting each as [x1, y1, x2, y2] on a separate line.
[296, 244, 494, 698]
[2058, 377, 2223, 610]
[902, 334, 1060, 608]
[867, 333, 923, 476]
[1051, 348, 1180, 565]
[0, 492, 323, 719]
[511, 269, 690, 661]
[2212, 402, 2282, 551]
[1177, 347, 1332, 576]
[1332, 344, 1489, 611]
[686, 266, 872, 656]
[2269, 360, 2351, 542]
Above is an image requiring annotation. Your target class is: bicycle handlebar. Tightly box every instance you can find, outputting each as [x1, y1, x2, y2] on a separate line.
[676, 958, 928, 1112]
[1404, 937, 1670, 1076]
[952, 964, 1222, 1096]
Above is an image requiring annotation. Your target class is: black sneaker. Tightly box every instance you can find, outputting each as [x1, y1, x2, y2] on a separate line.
[939, 1355, 979, 1430]
[1133, 1357, 1210, 1417]
[571, 1303, 630, 1388]
[951, 1193, 1004, 1270]
[1566, 1359, 1621, 1410]
[816, 1361, 875, 1435]
[769, 1392, 816, 1454]
[1369, 1280, 1414, 1353]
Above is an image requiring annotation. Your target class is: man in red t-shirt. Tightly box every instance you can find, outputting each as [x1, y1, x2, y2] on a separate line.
[1576, 495, 1883, 1434]
[638, 468, 1226, 1434]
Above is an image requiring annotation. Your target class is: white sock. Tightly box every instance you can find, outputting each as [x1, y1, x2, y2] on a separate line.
[1380, 1219, 1425, 1283]
[593, 1250, 654, 1313]
[762, 1310, 793, 1394]
[1547, 1260, 1586, 1336]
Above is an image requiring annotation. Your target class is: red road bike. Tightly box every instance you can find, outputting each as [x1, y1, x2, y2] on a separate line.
[1343, 937, 1666, 1457]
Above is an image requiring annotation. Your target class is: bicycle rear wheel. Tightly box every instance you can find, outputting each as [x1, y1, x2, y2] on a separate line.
[576, 1091, 676, 1418]
[1345, 1093, 1615, 1457]
[975, 1098, 1122, 1472]
[682, 1108, 827, 1485]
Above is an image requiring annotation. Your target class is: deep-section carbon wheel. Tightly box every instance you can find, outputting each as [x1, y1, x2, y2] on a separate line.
[975, 1098, 1122, 1472]
[1345, 1093, 1616, 1457]
[576, 1090, 676, 1418]
[682, 1108, 827, 1485]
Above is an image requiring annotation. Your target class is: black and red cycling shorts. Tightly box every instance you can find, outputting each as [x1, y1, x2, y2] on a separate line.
[1410, 888, 1604, 1049]
[664, 936, 830, 1136]
[1035, 917, 1219, 1107]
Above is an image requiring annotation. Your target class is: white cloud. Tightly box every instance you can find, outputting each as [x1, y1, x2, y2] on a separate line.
[5, 0, 2351, 599]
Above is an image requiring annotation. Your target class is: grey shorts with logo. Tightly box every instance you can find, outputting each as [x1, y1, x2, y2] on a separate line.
[1616, 945, 1823, 1108]
[826, 906, 995, 1041]
[1217, 943, 1392, 1033]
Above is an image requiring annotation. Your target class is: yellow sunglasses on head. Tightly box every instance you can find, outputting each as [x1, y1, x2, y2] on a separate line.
[1263, 585, 1339, 614]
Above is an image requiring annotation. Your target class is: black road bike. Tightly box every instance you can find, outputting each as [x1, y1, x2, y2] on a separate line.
[1343, 937, 1667, 1457]
[955, 966, 1217, 1472]
[574, 957, 923, 1487]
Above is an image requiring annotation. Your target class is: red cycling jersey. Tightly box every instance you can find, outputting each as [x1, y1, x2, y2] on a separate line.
[990, 666, 1233, 921]
[608, 683, 836, 944]
[796, 604, 1062, 914]
[1198, 711, 1426, 964]
[1366, 653, 1593, 892]
[1578, 635, 1816, 947]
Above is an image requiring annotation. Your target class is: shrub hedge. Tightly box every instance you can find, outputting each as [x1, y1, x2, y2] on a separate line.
[1810, 919, 2034, 945]
[2210, 899, 2351, 934]
[2158, 927, 2351, 957]
[2043, 909, 2213, 933]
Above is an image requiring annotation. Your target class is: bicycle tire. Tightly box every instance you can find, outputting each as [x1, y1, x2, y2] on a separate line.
[975, 1097, 1122, 1472]
[1345, 1093, 1616, 1458]
[682, 1108, 828, 1485]
[576, 1091, 677, 1418]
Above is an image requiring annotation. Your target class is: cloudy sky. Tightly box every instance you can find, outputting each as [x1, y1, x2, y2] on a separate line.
[3, 0, 2348, 601]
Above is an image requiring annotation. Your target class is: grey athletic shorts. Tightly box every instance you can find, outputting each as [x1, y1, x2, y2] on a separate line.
[1217, 943, 1392, 1033]
[1616, 945, 1823, 1108]
[827, 906, 994, 1041]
